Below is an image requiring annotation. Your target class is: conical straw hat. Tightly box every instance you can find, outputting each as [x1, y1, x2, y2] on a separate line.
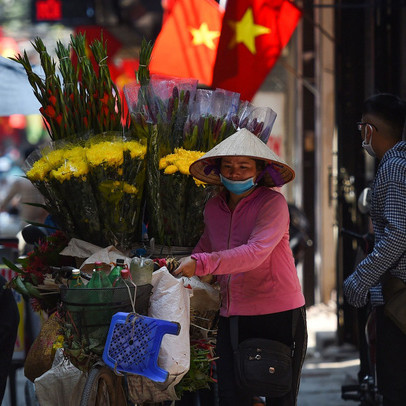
[189, 128, 295, 187]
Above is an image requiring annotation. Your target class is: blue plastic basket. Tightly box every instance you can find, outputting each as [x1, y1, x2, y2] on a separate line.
[102, 312, 180, 382]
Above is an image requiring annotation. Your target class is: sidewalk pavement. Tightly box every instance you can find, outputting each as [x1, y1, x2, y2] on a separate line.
[2, 301, 361, 406]
[298, 301, 360, 406]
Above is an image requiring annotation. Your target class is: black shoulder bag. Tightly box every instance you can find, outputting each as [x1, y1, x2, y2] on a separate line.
[230, 310, 298, 398]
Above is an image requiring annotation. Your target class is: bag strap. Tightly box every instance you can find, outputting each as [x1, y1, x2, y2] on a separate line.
[230, 308, 301, 353]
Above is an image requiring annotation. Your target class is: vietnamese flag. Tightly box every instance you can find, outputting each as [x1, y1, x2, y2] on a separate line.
[212, 0, 302, 101]
[162, 0, 178, 24]
[149, 0, 223, 86]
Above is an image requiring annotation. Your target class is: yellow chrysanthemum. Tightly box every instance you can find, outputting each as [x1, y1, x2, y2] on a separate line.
[26, 149, 65, 181]
[55, 334, 64, 343]
[193, 177, 206, 187]
[160, 148, 205, 176]
[86, 141, 124, 167]
[63, 146, 87, 161]
[50, 158, 88, 182]
[52, 334, 64, 353]
[159, 157, 168, 170]
[124, 141, 147, 159]
[45, 149, 65, 167]
[164, 165, 178, 174]
[178, 163, 190, 176]
[26, 159, 52, 181]
[123, 183, 138, 194]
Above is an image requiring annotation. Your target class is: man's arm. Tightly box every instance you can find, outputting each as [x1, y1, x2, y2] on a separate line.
[344, 180, 406, 307]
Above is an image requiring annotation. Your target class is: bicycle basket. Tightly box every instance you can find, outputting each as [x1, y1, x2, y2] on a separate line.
[60, 284, 152, 346]
[103, 312, 180, 382]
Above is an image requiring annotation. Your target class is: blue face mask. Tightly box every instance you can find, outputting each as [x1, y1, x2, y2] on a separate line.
[219, 174, 257, 195]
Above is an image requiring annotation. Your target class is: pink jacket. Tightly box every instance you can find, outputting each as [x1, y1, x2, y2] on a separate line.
[192, 186, 305, 317]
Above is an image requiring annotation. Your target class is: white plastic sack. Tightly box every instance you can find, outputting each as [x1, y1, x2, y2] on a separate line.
[128, 266, 191, 403]
[34, 348, 86, 406]
[180, 275, 220, 312]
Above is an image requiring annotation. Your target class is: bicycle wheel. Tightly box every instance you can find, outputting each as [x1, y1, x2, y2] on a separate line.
[80, 364, 126, 406]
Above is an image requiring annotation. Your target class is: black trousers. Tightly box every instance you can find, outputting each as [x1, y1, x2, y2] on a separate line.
[216, 307, 307, 406]
[0, 275, 20, 404]
[376, 306, 406, 406]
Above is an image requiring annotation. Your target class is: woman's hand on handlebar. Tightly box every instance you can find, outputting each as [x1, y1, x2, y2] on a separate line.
[173, 256, 196, 278]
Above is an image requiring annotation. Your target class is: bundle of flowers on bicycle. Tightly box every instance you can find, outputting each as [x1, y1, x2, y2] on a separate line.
[13, 35, 278, 252]
[13, 34, 148, 251]
[24, 134, 147, 249]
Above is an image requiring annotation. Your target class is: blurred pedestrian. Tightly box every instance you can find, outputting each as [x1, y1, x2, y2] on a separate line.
[0, 274, 20, 403]
[0, 174, 47, 225]
[0, 147, 47, 226]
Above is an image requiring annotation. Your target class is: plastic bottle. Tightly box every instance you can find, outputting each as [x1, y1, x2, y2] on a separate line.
[87, 261, 112, 289]
[130, 257, 154, 286]
[108, 258, 126, 284]
[68, 268, 84, 288]
[112, 268, 132, 287]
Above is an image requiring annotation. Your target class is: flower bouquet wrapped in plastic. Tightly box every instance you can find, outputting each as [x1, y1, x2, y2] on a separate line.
[85, 134, 147, 248]
[157, 148, 209, 247]
[24, 135, 146, 249]
[126, 79, 215, 247]
[23, 142, 90, 240]
[236, 101, 277, 143]
[124, 48, 206, 247]
[183, 88, 240, 151]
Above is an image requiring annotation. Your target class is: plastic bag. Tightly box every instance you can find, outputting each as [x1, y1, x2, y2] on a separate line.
[34, 348, 87, 406]
[127, 267, 191, 403]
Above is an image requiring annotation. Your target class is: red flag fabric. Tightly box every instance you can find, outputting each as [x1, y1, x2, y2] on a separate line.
[161, 0, 178, 24]
[74, 26, 122, 59]
[149, 0, 223, 86]
[113, 59, 140, 118]
[212, 0, 302, 101]
[72, 26, 122, 75]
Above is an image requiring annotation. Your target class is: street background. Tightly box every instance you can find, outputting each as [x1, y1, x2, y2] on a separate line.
[2, 300, 361, 406]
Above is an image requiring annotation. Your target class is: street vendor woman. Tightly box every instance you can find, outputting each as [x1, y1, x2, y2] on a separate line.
[174, 128, 307, 406]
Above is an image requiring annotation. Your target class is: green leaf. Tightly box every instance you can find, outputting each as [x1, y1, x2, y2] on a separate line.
[22, 202, 48, 210]
[2, 257, 23, 274]
[24, 220, 58, 230]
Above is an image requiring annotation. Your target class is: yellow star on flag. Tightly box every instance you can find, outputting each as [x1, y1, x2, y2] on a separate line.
[190, 22, 221, 50]
[227, 8, 271, 54]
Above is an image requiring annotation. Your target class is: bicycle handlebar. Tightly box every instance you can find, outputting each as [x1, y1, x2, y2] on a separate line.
[49, 266, 91, 280]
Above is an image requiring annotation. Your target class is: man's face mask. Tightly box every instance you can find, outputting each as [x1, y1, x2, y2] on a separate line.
[362, 124, 376, 157]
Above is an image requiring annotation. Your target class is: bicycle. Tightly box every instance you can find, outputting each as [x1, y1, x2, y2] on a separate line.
[60, 282, 152, 406]
[340, 228, 382, 406]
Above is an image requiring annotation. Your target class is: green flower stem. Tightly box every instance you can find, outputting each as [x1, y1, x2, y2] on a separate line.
[144, 125, 164, 243]
[50, 178, 103, 245]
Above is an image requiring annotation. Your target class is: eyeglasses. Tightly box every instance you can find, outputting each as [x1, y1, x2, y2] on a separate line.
[357, 122, 378, 132]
